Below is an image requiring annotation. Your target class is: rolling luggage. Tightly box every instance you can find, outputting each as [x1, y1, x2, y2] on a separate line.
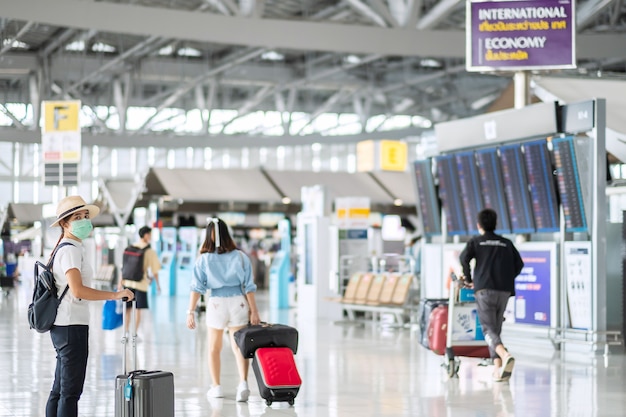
[234, 323, 298, 358]
[417, 298, 448, 349]
[427, 304, 490, 358]
[115, 300, 175, 417]
[252, 347, 301, 406]
[1, 275, 14, 295]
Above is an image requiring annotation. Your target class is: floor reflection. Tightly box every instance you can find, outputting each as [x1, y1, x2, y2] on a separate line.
[0, 285, 625, 416]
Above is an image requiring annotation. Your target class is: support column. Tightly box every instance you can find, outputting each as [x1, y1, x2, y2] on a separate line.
[513, 71, 531, 109]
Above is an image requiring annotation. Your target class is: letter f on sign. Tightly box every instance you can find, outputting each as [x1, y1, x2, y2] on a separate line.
[53, 106, 69, 130]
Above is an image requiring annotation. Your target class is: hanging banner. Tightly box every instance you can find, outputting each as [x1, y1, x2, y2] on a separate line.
[466, 0, 576, 71]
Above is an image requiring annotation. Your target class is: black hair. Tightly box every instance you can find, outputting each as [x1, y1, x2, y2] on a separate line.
[477, 209, 497, 232]
[200, 218, 237, 254]
[138, 226, 152, 238]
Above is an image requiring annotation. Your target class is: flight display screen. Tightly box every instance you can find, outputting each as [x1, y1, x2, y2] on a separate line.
[436, 155, 467, 235]
[552, 136, 588, 232]
[475, 148, 512, 233]
[499, 144, 535, 233]
[454, 151, 483, 234]
[522, 140, 560, 232]
[412, 160, 442, 236]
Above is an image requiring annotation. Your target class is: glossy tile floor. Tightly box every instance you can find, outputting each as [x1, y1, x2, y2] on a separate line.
[1, 281, 625, 417]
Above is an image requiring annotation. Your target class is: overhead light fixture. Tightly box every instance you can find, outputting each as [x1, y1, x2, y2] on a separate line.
[65, 40, 85, 52]
[344, 55, 361, 65]
[393, 198, 403, 206]
[2, 39, 29, 49]
[92, 42, 116, 53]
[261, 51, 285, 61]
[420, 58, 442, 68]
[281, 197, 291, 205]
[177, 47, 202, 57]
[158, 45, 174, 55]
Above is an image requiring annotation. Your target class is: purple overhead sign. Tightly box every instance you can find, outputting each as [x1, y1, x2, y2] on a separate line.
[467, 0, 576, 71]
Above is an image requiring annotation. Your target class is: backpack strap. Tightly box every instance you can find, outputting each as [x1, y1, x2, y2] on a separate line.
[48, 242, 75, 301]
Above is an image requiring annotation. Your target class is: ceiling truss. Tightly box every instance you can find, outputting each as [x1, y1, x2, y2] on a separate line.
[0, 0, 624, 145]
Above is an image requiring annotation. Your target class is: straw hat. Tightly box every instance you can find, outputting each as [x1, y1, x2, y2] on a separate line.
[50, 195, 100, 227]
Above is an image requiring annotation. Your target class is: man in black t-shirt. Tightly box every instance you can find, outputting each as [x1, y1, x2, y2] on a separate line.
[460, 209, 524, 382]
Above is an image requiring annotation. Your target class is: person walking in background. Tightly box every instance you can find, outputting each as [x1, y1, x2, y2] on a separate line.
[119, 226, 161, 336]
[186, 218, 261, 402]
[459, 208, 524, 382]
[46, 196, 134, 417]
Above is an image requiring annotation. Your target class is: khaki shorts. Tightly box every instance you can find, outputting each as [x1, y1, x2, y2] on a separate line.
[205, 295, 249, 329]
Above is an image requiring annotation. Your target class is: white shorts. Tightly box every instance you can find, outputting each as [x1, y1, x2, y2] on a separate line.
[205, 295, 249, 329]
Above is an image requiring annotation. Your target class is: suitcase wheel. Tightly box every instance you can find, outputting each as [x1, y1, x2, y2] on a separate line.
[266, 400, 272, 406]
[288, 399, 295, 406]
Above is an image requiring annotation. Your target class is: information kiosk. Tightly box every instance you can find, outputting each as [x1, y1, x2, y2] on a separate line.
[268, 219, 292, 310]
[157, 227, 177, 296]
[176, 226, 198, 297]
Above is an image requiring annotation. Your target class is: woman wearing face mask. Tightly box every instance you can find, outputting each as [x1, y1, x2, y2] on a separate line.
[45, 196, 134, 417]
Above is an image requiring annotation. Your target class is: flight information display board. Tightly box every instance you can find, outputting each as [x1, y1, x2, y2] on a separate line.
[436, 155, 467, 235]
[412, 160, 442, 236]
[522, 140, 560, 232]
[455, 151, 483, 234]
[499, 144, 535, 233]
[475, 148, 512, 233]
[552, 136, 588, 232]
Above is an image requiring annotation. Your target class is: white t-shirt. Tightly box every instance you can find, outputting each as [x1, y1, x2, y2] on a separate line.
[52, 238, 94, 326]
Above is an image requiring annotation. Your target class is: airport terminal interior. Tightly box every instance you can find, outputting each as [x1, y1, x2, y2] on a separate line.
[2, 0, 626, 416]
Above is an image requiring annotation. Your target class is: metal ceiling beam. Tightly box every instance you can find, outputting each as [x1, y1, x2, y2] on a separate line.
[40, 28, 77, 57]
[416, 0, 463, 29]
[1, 0, 623, 59]
[577, 0, 619, 29]
[0, 0, 459, 57]
[204, 0, 235, 15]
[135, 47, 265, 132]
[0, 20, 34, 57]
[369, 0, 400, 27]
[293, 88, 354, 135]
[220, 85, 273, 131]
[344, 0, 389, 27]
[65, 35, 161, 94]
[0, 125, 426, 148]
[0, 104, 26, 130]
[388, 0, 419, 27]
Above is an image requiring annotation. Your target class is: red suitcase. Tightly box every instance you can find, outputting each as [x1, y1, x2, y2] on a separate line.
[252, 347, 301, 406]
[427, 305, 491, 358]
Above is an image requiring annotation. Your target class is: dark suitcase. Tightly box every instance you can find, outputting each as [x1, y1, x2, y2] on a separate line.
[427, 305, 490, 358]
[252, 347, 301, 407]
[115, 300, 175, 417]
[417, 298, 448, 349]
[0, 276, 14, 294]
[234, 323, 298, 358]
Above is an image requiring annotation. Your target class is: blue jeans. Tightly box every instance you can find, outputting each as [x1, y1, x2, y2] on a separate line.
[46, 325, 89, 417]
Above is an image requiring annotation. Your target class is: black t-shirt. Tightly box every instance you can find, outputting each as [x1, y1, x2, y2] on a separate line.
[459, 232, 524, 295]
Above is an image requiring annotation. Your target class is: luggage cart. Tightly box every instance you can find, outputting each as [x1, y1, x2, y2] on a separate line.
[429, 273, 490, 378]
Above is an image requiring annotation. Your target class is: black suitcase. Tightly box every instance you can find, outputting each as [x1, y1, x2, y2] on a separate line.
[0, 276, 13, 294]
[417, 298, 448, 349]
[234, 323, 298, 358]
[252, 347, 301, 407]
[115, 300, 175, 417]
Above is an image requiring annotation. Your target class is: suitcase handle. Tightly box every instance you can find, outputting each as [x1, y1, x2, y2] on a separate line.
[121, 298, 137, 374]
